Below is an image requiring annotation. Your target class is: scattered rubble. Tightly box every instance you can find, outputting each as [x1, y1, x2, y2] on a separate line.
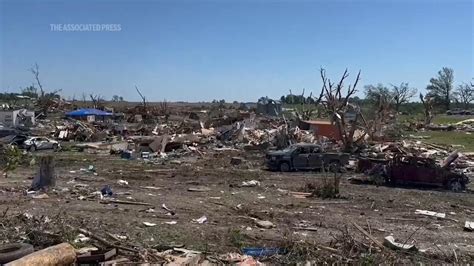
[0, 100, 472, 264]
[254, 220, 275, 229]
[383, 236, 417, 251]
[464, 221, 474, 231]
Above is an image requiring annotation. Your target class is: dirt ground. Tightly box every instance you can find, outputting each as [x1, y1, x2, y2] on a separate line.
[1, 148, 473, 264]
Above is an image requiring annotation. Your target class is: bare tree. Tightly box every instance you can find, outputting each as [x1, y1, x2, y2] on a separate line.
[28, 63, 62, 115]
[420, 93, 435, 125]
[29, 63, 44, 97]
[454, 83, 474, 109]
[81, 93, 87, 104]
[294, 89, 316, 120]
[135, 86, 146, 107]
[364, 84, 393, 105]
[89, 94, 104, 109]
[111, 95, 124, 102]
[362, 84, 394, 139]
[317, 68, 361, 151]
[390, 82, 417, 111]
[426, 67, 454, 110]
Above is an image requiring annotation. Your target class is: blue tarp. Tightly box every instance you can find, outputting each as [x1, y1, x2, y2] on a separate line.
[65, 108, 113, 117]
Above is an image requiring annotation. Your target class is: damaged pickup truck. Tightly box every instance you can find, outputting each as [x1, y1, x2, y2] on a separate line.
[266, 143, 349, 172]
[360, 153, 470, 192]
[385, 154, 469, 192]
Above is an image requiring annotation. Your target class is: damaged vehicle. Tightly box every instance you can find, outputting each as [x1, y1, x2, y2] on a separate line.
[385, 155, 469, 192]
[359, 154, 470, 192]
[23, 137, 60, 152]
[266, 143, 349, 172]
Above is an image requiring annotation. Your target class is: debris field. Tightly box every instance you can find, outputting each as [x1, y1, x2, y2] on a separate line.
[0, 99, 473, 264]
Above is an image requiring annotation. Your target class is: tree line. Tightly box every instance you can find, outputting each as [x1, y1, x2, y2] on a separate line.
[279, 67, 473, 111]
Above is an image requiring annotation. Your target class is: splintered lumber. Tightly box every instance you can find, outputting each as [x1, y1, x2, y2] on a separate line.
[352, 222, 385, 250]
[441, 151, 459, 168]
[77, 228, 137, 253]
[414, 209, 446, 219]
[5, 243, 75, 266]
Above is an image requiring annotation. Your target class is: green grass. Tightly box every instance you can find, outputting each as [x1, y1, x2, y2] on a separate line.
[432, 115, 474, 125]
[399, 114, 474, 125]
[410, 130, 474, 152]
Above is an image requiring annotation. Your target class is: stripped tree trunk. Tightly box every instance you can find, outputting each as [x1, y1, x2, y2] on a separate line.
[31, 155, 55, 190]
[6, 243, 76, 266]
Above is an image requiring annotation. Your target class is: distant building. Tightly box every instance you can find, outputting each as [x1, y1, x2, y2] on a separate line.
[0, 109, 35, 127]
[299, 120, 342, 141]
[256, 98, 282, 116]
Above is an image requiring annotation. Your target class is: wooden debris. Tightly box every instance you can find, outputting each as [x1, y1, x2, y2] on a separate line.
[415, 209, 446, 219]
[187, 186, 211, 192]
[77, 248, 117, 263]
[5, 243, 75, 266]
[143, 222, 157, 227]
[317, 245, 340, 254]
[162, 204, 176, 215]
[76, 228, 137, 253]
[100, 199, 152, 206]
[293, 227, 318, 232]
[102, 258, 130, 265]
[352, 222, 385, 250]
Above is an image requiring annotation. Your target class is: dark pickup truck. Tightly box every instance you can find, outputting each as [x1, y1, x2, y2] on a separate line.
[266, 143, 350, 172]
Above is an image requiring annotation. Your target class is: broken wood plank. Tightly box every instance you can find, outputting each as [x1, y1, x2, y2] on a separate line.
[385, 218, 422, 222]
[293, 227, 318, 232]
[100, 199, 152, 206]
[187, 186, 211, 192]
[414, 209, 446, 219]
[101, 258, 130, 265]
[316, 245, 340, 254]
[352, 222, 385, 250]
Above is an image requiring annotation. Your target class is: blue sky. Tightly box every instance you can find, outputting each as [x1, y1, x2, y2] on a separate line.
[0, 0, 472, 102]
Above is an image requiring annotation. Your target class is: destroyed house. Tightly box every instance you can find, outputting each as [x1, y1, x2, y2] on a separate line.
[256, 99, 282, 116]
[0, 109, 35, 127]
[299, 120, 342, 141]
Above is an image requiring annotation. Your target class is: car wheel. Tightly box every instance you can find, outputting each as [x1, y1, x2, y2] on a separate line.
[52, 144, 59, 151]
[448, 179, 463, 192]
[0, 243, 34, 264]
[279, 162, 290, 172]
[28, 145, 36, 152]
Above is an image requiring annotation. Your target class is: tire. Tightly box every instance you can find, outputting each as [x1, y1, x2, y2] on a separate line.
[279, 162, 291, 172]
[28, 145, 36, 152]
[0, 243, 34, 264]
[52, 144, 59, 151]
[448, 179, 464, 192]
